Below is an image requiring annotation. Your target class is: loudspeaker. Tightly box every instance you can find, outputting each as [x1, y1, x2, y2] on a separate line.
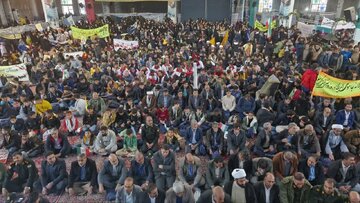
[344, 6, 356, 22]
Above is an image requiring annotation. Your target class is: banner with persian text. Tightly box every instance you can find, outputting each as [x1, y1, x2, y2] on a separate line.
[312, 71, 360, 98]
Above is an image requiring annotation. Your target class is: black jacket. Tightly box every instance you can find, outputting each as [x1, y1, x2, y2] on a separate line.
[3, 158, 38, 188]
[326, 160, 359, 187]
[68, 158, 98, 188]
[139, 189, 165, 203]
[40, 159, 68, 186]
[129, 158, 154, 185]
[254, 181, 280, 203]
[42, 115, 61, 129]
[228, 154, 253, 180]
[26, 116, 41, 131]
[298, 159, 324, 186]
[224, 181, 258, 203]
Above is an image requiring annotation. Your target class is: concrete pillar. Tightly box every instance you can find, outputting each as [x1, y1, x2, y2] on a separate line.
[29, 0, 39, 20]
[3, 0, 14, 23]
[335, 0, 344, 18]
[102, 2, 110, 14]
[73, 0, 80, 16]
[0, 0, 8, 26]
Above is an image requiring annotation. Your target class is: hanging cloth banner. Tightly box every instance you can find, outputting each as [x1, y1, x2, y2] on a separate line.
[113, 39, 139, 51]
[312, 71, 360, 98]
[0, 63, 30, 82]
[71, 24, 110, 39]
[254, 20, 276, 32]
[0, 34, 22, 40]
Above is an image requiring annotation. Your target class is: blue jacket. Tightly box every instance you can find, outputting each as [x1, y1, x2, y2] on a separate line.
[185, 127, 203, 145]
[335, 110, 355, 129]
[236, 97, 255, 114]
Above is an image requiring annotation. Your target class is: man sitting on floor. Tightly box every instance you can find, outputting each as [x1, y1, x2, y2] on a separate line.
[67, 153, 98, 196]
[2, 152, 38, 200]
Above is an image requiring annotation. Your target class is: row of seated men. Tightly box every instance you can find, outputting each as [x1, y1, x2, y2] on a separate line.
[1, 144, 360, 202]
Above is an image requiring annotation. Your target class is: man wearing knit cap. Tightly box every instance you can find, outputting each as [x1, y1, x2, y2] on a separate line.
[325, 124, 349, 161]
[164, 180, 195, 203]
[224, 168, 257, 203]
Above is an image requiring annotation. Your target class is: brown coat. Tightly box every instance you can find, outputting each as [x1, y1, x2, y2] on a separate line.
[344, 130, 360, 151]
[141, 95, 157, 111]
[272, 152, 298, 180]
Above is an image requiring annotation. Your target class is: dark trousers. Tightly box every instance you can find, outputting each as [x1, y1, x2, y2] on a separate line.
[155, 174, 175, 191]
[4, 178, 26, 193]
[141, 143, 159, 156]
[101, 174, 118, 190]
[34, 178, 68, 195]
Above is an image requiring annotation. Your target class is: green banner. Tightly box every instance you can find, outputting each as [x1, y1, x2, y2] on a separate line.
[312, 71, 360, 98]
[71, 24, 110, 40]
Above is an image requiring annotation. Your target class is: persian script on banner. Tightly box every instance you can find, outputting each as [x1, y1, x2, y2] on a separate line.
[113, 39, 139, 51]
[71, 24, 110, 39]
[64, 51, 84, 58]
[312, 71, 360, 98]
[0, 63, 30, 82]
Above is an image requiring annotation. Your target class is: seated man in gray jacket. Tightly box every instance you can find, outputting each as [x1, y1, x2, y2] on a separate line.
[98, 154, 127, 195]
[178, 153, 205, 191]
[205, 156, 230, 189]
[115, 177, 143, 203]
[152, 144, 176, 191]
[94, 126, 118, 156]
[165, 180, 195, 203]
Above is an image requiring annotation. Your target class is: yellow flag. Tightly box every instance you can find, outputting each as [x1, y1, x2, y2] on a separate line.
[221, 31, 229, 46]
[209, 37, 215, 45]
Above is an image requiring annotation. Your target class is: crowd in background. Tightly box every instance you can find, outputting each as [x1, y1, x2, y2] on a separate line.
[0, 15, 359, 202]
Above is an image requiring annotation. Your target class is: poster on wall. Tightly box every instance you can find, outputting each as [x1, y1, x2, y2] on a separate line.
[41, 0, 59, 22]
[167, 0, 177, 23]
[85, 0, 96, 23]
[279, 0, 292, 16]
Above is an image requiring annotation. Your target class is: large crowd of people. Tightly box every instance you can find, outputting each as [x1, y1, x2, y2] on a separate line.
[0, 15, 359, 202]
